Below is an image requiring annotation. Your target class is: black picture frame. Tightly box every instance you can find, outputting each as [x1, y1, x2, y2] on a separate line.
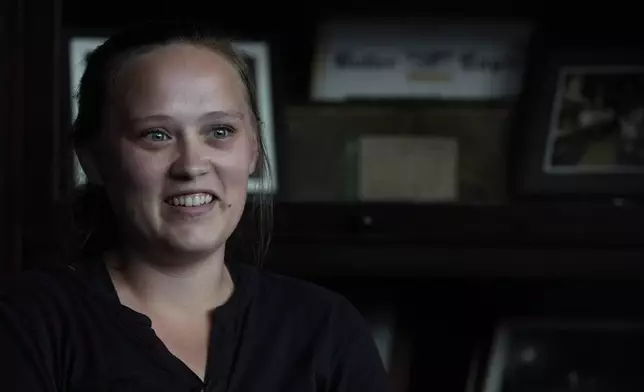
[511, 29, 644, 200]
[474, 318, 644, 392]
[64, 30, 280, 195]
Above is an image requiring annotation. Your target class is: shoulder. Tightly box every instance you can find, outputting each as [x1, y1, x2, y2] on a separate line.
[233, 261, 382, 359]
[0, 267, 83, 327]
[0, 266, 79, 307]
[0, 267, 84, 374]
[235, 262, 365, 328]
[0, 264, 104, 335]
[234, 263, 391, 391]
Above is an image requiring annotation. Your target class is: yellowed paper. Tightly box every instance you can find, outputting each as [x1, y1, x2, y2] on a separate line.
[358, 136, 458, 201]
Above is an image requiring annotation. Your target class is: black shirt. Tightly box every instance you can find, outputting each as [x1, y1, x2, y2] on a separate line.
[0, 260, 390, 391]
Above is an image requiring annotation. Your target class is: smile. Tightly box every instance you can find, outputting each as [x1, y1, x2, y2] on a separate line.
[164, 192, 215, 207]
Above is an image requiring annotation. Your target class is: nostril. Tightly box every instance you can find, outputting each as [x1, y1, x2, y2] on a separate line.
[170, 165, 209, 180]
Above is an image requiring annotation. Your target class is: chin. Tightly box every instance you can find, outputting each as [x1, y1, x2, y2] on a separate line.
[159, 224, 229, 256]
[163, 234, 224, 256]
[148, 203, 243, 258]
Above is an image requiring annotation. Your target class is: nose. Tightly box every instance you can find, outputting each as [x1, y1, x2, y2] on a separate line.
[169, 139, 210, 180]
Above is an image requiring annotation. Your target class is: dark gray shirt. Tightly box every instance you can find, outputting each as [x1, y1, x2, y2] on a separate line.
[0, 259, 390, 391]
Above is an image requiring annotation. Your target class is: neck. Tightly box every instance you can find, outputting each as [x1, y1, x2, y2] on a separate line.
[105, 246, 233, 316]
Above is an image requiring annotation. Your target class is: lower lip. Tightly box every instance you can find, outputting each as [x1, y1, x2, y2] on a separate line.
[164, 200, 217, 218]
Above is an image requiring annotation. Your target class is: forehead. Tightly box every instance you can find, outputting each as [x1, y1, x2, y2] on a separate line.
[109, 43, 247, 115]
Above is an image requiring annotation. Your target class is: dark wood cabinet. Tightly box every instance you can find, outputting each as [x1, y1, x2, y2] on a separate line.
[262, 202, 644, 279]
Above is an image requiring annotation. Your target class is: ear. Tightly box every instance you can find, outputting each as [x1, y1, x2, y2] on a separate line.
[248, 130, 259, 176]
[248, 149, 259, 176]
[76, 146, 104, 186]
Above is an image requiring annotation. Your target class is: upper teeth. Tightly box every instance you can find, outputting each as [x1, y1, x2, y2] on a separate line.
[167, 193, 214, 207]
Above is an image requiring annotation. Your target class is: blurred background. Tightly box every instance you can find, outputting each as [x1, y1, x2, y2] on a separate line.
[2, 2, 644, 391]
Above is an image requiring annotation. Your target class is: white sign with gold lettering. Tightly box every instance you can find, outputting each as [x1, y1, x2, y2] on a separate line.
[311, 19, 533, 101]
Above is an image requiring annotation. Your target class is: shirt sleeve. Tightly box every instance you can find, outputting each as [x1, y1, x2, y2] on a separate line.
[327, 297, 392, 392]
[0, 287, 58, 391]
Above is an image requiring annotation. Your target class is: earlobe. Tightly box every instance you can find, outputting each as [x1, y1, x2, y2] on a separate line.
[249, 152, 258, 176]
[76, 147, 104, 186]
[248, 133, 259, 176]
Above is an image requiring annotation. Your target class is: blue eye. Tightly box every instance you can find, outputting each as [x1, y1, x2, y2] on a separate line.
[142, 129, 170, 142]
[209, 126, 235, 139]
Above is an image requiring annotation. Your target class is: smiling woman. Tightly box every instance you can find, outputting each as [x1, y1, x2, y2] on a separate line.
[0, 21, 390, 392]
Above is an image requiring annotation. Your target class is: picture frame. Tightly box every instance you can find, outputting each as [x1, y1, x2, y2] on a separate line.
[67, 35, 279, 194]
[512, 32, 644, 199]
[310, 18, 532, 101]
[476, 318, 644, 392]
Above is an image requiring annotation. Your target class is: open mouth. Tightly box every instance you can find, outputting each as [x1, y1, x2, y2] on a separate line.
[164, 192, 216, 207]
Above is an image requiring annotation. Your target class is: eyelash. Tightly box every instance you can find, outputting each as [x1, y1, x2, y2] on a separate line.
[138, 125, 236, 142]
[140, 128, 170, 142]
[208, 125, 236, 140]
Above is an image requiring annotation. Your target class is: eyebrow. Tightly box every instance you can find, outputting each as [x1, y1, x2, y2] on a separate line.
[127, 110, 245, 123]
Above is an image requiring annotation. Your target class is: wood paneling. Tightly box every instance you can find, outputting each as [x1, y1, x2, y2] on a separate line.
[0, 0, 24, 274]
[0, 0, 63, 274]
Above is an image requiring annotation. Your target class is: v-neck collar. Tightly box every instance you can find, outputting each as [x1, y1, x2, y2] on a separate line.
[78, 257, 253, 319]
[72, 257, 257, 389]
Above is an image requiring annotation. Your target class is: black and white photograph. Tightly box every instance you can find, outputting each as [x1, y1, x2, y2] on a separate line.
[233, 42, 279, 194]
[543, 67, 644, 174]
[480, 319, 644, 392]
[68, 36, 106, 186]
[512, 40, 644, 197]
[67, 37, 278, 194]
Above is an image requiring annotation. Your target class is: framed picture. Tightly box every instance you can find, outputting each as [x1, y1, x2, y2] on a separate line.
[68, 36, 279, 194]
[512, 34, 644, 198]
[310, 18, 532, 101]
[477, 318, 644, 392]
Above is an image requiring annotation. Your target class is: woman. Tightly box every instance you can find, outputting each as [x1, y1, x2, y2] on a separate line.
[0, 21, 390, 391]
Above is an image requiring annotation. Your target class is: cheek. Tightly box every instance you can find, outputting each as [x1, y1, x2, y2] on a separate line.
[215, 150, 253, 189]
[110, 146, 167, 193]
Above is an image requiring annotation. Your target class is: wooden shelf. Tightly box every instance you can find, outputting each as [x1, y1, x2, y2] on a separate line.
[256, 202, 644, 279]
[268, 202, 644, 247]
